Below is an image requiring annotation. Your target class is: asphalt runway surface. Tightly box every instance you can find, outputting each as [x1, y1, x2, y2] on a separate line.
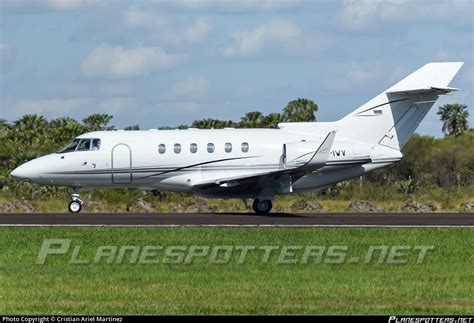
[0, 213, 473, 227]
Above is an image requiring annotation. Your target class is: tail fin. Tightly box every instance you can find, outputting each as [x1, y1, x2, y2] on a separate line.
[339, 62, 463, 149]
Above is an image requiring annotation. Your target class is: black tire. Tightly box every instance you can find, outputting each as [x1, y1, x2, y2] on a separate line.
[68, 200, 82, 213]
[252, 199, 272, 215]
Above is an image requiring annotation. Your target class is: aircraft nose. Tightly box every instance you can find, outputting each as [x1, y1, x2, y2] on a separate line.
[10, 161, 37, 180]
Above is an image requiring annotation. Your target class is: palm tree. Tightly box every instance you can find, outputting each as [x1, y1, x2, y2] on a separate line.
[192, 118, 234, 129]
[13, 114, 49, 147]
[192, 118, 216, 129]
[0, 119, 9, 130]
[282, 98, 318, 122]
[261, 113, 284, 128]
[82, 114, 114, 131]
[240, 111, 264, 128]
[48, 117, 85, 145]
[437, 104, 469, 137]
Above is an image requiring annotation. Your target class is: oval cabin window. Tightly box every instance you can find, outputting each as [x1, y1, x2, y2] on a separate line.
[241, 142, 249, 153]
[225, 142, 232, 153]
[158, 144, 166, 154]
[207, 143, 215, 153]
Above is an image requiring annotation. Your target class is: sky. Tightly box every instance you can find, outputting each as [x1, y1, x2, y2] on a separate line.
[0, 0, 472, 137]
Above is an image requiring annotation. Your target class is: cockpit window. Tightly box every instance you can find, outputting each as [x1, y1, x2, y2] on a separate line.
[56, 138, 101, 153]
[77, 139, 91, 151]
[92, 139, 101, 150]
[57, 139, 80, 153]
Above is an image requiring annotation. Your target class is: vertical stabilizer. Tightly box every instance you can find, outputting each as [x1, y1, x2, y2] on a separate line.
[338, 62, 463, 149]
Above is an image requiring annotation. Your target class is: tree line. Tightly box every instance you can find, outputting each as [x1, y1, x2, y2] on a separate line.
[0, 100, 472, 196]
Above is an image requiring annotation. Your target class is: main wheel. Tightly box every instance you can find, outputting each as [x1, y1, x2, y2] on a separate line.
[68, 200, 82, 213]
[252, 199, 273, 215]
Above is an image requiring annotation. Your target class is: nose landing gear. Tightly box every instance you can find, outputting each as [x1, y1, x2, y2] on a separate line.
[68, 191, 84, 213]
[252, 199, 273, 215]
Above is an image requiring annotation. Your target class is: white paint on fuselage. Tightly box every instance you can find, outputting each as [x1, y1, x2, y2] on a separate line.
[12, 127, 381, 196]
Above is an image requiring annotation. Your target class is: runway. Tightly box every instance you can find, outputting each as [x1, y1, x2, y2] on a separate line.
[0, 213, 473, 227]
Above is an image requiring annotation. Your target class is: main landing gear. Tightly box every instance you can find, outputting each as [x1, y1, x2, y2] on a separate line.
[252, 199, 273, 215]
[68, 190, 84, 213]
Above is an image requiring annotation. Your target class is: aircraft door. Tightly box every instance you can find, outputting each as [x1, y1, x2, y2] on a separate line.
[111, 144, 132, 184]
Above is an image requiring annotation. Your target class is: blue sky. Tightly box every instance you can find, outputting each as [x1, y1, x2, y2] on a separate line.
[1, 0, 472, 137]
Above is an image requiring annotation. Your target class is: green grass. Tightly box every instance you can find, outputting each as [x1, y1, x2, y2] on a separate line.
[0, 227, 473, 314]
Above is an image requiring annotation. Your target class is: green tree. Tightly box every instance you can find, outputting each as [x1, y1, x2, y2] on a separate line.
[124, 125, 140, 130]
[282, 98, 318, 122]
[82, 114, 115, 131]
[192, 119, 234, 129]
[240, 111, 264, 128]
[437, 104, 469, 138]
[0, 119, 9, 130]
[12, 114, 49, 146]
[48, 117, 85, 145]
[261, 113, 284, 128]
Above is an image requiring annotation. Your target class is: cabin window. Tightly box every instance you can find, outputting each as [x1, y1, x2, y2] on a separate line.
[190, 143, 198, 154]
[241, 142, 249, 153]
[158, 144, 166, 154]
[225, 142, 232, 153]
[207, 143, 215, 153]
[174, 143, 181, 154]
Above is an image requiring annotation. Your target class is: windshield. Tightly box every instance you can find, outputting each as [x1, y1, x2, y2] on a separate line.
[57, 138, 101, 153]
[77, 139, 91, 151]
[57, 139, 80, 153]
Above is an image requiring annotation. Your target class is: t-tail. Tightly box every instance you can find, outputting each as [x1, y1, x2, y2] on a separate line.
[338, 62, 464, 150]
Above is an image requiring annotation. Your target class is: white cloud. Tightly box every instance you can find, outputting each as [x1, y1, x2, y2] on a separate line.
[152, 0, 311, 13]
[338, 0, 473, 30]
[97, 82, 133, 96]
[81, 44, 188, 79]
[122, 9, 212, 45]
[124, 7, 168, 29]
[153, 101, 200, 116]
[346, 62, 384, 84]
[321, 61, 386, 95]
[222, 20, 301, 57]
[5, 97, 137, 120]
[7, 98, 94, 117]
[1, 0, 104, 11]
[183, 17, 212, 43]
[98, 97, 137, 114]
[170, 76, 210, 98]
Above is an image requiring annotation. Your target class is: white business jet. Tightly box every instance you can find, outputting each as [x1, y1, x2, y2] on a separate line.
[10, 62, 463, 214]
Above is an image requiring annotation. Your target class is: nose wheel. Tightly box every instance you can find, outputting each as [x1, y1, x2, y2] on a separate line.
[252, 199, 273, 215]
[69, 192, 84, 213]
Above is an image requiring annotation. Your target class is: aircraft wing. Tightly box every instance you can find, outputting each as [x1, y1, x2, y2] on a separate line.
[193, 131, 336, 196]
[299, 131, 336, 171]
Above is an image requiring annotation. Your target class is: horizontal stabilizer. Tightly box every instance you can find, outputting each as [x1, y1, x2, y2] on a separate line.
[386, 62, 463, 94]
[387, 86, 460, 95]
